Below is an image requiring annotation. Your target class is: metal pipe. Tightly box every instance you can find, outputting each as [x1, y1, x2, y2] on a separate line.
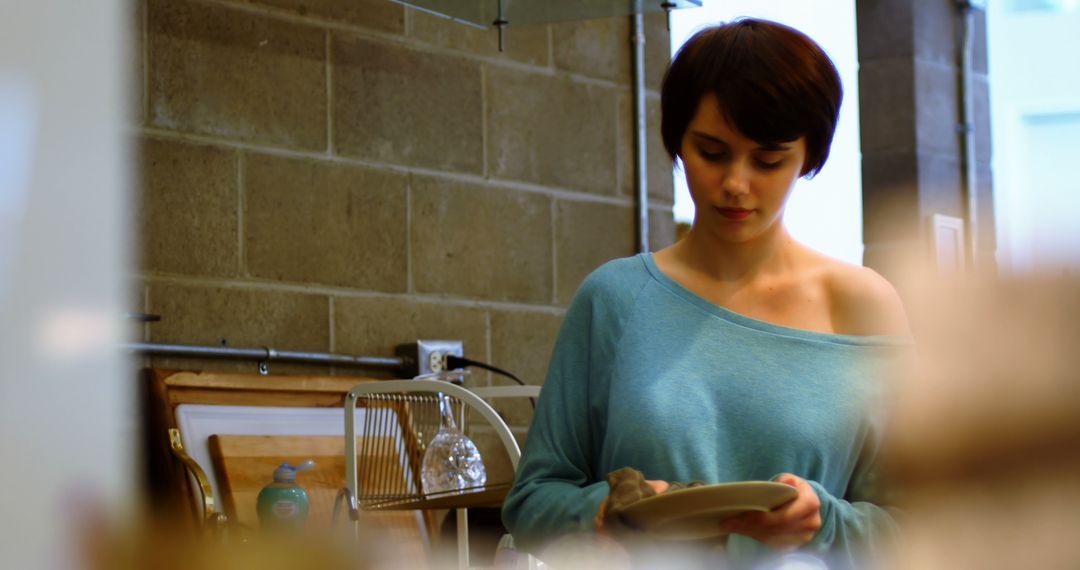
[493, 0, 507, 52]
[124, 342, 405, 372]
[958, 0, 983, 267]
[632, 12, 650, 253]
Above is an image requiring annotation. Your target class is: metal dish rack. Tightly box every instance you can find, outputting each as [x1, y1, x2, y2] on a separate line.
[339, 378, 532, 569]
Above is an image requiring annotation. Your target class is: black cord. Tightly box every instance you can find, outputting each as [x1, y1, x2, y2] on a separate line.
[446, 355, 535, 409]
[446, 355, 524, 386]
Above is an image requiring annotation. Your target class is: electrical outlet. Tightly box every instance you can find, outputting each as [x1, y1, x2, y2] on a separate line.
[395, 340, 464, 378]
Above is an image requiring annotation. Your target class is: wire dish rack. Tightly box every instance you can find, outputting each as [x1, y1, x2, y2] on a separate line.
[338, 377, 537, 569]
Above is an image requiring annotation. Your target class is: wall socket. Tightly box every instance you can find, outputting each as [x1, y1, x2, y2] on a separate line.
[394, 339, 464, 377]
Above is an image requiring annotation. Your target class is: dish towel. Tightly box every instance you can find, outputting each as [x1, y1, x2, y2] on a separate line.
[603, 466, 706, 533]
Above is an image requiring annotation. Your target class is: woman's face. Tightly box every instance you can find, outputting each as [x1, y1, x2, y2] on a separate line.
[680, 93, 807, 245]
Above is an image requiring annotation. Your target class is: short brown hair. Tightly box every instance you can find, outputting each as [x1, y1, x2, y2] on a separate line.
[660, 18, 843, 178]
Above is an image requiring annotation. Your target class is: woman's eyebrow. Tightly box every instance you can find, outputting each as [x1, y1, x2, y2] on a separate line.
[757, 142, 793, 152]
[690, 130, 728, 145]
[690, 130, 792, 151]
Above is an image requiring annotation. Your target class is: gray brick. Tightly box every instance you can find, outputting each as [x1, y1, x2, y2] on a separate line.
[973, 10, 988, 75]
[861, 150, 921, 243]
[915, 60, 961, 160]
[917, 152, 964, 220]
[333, 296, 488, 366]
[644, 12, 670, 90]
[332, 35, 483, 174]
[649, 207, 677, 252]
[243, 153, 408, 291]
[555, 200, 635, 304]
[913, 0, 959, 68]
[147, 0, 327, 150]
[133, 0, 146, 126]
[859, 59, 916, 154]
[221, 0, 404, 32]
[149, 282, 329, 347]
[617, 93, 634, 196]
[552, 17, 630, 84]
[652, 94, 675, 199]
[138, 137, 239, 277]
[408, 9, 549, 67]
[862, 149, 964, 245]
[487, 66, 618, 195]
[856, 0, 913, 62]
[410, 175, 553, 303]
[485, 308, 561, 430]
[147, 282, 329, 373]
[618, 93, 674, 201]
[489, 310, 563, 387]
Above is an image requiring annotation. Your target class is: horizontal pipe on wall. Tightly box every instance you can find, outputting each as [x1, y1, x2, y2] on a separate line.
[123, 342, 406, 373]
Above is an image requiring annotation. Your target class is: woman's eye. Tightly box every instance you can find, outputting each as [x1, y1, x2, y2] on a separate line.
[755, 159, 782, 170]
[699, 149, 726, 161]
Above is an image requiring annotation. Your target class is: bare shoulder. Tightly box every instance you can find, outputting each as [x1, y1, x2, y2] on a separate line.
[816, 257, 911, 337]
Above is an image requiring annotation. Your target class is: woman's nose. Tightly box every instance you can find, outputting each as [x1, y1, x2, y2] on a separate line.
[721, 162, 750, 196]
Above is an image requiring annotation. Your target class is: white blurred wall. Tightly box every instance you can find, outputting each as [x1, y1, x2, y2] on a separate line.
[0, 0, 133, 567]
[989, 2, 1080, 273]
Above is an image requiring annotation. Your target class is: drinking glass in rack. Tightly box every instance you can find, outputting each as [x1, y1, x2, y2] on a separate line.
[419, 371, 487, 495]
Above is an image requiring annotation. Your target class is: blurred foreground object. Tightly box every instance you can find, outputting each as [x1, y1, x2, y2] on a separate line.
[885, 274, 1080, 569]
[0, 0, 132, 567]
[82, 510, 405, 570]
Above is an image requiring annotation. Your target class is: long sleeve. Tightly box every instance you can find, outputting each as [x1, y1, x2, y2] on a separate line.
[500, 270, 642, 554]
[801, 415, 901, 569]
[726, 346, 908, 569]
[726, 451, 902, 569]
[805, 480, 900, 567]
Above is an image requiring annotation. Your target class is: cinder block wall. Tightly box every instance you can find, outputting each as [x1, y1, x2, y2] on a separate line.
[857, 0, 994, 282]
[132, 0, 675, 474]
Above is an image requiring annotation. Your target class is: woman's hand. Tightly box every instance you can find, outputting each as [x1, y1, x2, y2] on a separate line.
[721, 474, 822, 550]
[593, 479, 670, 532]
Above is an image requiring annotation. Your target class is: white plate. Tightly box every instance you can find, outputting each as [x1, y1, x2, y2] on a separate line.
[611, 481, 798, 540]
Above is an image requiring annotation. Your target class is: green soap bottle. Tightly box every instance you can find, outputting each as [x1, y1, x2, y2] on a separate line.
[256, 460, 314, 530]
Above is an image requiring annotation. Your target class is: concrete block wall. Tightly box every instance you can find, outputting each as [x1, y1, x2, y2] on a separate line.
[132, 0, 676, 479]
[857, 0, 994, 281]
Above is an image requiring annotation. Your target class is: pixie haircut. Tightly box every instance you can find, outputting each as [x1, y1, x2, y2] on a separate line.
[661, 18, 843, 178]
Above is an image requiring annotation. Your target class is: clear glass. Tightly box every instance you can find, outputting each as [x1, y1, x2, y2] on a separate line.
[421, 391, 488, 495]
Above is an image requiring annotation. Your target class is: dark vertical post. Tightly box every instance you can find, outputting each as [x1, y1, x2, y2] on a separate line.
[856, 0, 994, 283]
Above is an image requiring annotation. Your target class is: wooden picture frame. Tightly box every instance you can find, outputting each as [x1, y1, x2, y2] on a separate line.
[929, 214, 967, 274]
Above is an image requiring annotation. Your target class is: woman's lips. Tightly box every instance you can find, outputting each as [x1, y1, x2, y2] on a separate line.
[716, 207, 753, 221]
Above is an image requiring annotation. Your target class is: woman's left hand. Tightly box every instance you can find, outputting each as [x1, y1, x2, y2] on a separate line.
[720, 473, 822, 550]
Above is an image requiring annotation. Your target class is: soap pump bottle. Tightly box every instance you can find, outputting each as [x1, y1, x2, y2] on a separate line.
[256, 459, 315, 530]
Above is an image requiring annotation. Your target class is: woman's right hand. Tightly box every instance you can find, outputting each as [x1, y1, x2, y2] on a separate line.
[593, 479, 670, 532]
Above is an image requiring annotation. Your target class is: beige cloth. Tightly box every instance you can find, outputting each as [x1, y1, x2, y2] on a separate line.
[602, 467, 706, 533]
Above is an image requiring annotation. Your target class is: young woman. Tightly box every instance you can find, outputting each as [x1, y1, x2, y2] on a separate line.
[502, 18, 911, 569]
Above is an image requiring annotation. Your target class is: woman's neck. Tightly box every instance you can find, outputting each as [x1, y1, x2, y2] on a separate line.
[674, 222, 799, 284]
